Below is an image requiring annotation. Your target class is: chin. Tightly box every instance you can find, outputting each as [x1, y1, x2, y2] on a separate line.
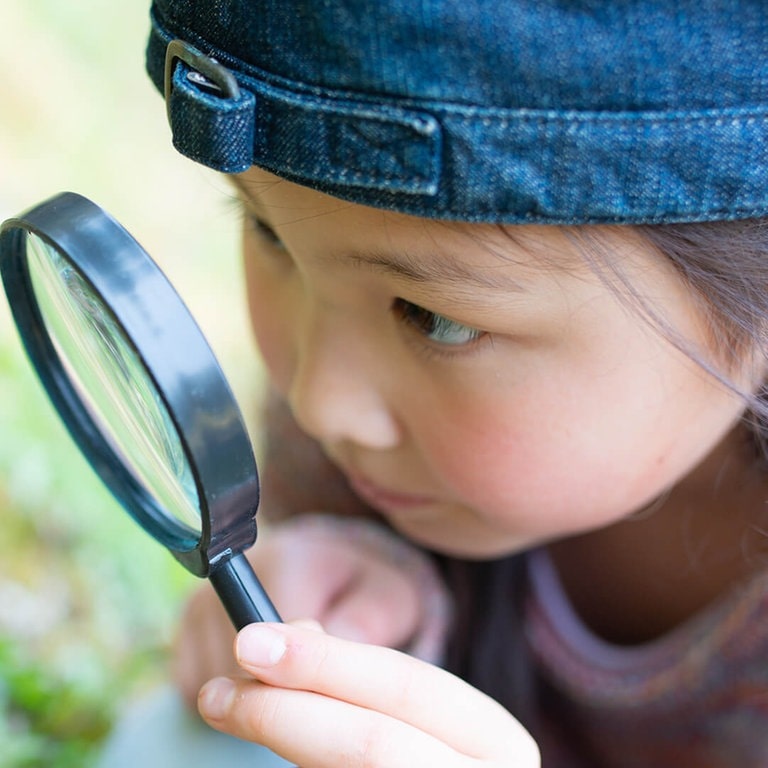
[389, 519, 530, 561]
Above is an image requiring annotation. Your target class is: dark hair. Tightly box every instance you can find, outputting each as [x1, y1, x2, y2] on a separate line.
[636, 220, 768, 455]
[437, 552, 534, 721]
[437, 218, 768, 728]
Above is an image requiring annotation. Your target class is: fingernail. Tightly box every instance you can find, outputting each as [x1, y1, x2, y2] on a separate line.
[199, 677, 235, 720]
[237, 625, 287, 667]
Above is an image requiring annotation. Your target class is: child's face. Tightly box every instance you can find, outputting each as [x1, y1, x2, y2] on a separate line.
[236, 168, 748, 558]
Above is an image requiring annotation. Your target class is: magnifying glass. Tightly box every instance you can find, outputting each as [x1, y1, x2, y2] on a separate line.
[0, 192, 280, 629]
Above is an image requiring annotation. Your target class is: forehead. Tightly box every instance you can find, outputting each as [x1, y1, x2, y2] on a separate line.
[233, 169, 707, 366]
[232, 168, 603, 284]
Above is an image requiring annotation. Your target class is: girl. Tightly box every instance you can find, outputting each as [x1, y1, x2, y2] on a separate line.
[103, 1, 768, 765]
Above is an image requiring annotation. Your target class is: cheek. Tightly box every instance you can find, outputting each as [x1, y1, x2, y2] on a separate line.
[244, 256, 295, 394]
[414, 387, 601, 521]
[406, 356, 743, 539]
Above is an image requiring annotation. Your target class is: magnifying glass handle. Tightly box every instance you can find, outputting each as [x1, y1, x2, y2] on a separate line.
[209, 552, 282, 630]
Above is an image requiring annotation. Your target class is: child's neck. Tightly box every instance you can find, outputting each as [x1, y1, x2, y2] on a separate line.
[548, 425, 768, 645]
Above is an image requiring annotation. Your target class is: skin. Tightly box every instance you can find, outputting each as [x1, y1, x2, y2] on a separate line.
[200, 621, 540, 767]
[236, 169, 751, 555]
[185, 167, 768, 765]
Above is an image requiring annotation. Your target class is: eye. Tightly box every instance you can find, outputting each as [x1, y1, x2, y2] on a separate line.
[247, 216, 287, 252]
[393, 298, 484, 347]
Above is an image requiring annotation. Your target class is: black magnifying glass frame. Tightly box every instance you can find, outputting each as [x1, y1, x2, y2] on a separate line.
[0, 192, 280, 629]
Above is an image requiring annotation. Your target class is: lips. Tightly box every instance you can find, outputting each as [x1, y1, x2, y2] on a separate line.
[345, 472, 434, 512]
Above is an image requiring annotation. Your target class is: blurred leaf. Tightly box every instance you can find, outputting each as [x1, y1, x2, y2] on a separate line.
[0, 639, 112, 767]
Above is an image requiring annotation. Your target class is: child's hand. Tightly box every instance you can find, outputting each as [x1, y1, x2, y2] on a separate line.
[198, 622, 540, 767]
[174, 516, 438, 709]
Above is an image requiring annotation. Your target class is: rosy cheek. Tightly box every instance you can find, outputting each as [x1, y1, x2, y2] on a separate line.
[416, 401, 527, 506]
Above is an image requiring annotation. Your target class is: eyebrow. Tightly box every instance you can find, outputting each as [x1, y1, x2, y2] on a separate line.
[229, 174, 528, 293]
[338, 248, 529, 293]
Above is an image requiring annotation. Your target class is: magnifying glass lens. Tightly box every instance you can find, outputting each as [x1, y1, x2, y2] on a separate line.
[26, 233, 202, 534]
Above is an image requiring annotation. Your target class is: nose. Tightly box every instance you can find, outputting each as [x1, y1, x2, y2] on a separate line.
[287, 311, 402, 450]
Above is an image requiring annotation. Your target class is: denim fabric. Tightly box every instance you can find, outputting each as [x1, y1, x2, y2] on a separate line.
[146, 1, 768, 224]
[168, 63, 257, 173]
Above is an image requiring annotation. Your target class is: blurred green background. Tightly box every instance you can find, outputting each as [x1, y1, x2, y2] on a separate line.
[0, 2, 262, 765]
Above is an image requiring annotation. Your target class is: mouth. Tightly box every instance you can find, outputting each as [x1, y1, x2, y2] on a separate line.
[345, 472, 435, 513]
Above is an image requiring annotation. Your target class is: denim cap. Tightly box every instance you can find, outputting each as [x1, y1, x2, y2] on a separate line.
[146, 0, 768, 225]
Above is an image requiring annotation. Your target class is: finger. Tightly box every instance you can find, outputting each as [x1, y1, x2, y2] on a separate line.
[199, 676, 469, 768]
[253, 535, 360, 621]
[232, 623, 536, 759]
[321, 558, 420, 646]
[258, 535, 421, 648]
[173, 585, 237, 709]
[291, 618, 325, 633]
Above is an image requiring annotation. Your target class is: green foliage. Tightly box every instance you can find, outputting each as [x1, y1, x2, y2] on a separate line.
[0, 332, 195, 764]
[0, 3, 261, 763]
[0, 639, 112, 768]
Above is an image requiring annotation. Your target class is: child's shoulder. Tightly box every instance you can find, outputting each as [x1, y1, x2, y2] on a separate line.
[528, 548, 768, 766]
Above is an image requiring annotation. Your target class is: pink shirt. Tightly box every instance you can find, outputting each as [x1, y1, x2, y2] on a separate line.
[527, 550, 768, 767]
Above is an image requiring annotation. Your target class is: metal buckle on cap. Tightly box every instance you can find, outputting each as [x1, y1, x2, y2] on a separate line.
[164, 39, 241, 125]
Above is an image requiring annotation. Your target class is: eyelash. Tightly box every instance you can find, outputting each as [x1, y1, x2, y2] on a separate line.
[245, 210, 490, 359]
[392, 299, 487, 358]
[247, 215, 287, 252]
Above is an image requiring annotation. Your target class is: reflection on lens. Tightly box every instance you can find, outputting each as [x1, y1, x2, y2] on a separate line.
[26, 233, 201, 535]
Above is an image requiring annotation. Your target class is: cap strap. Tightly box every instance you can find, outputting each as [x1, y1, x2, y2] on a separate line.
[165, 40, 256, 174]
[159, 36, 442, 191]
